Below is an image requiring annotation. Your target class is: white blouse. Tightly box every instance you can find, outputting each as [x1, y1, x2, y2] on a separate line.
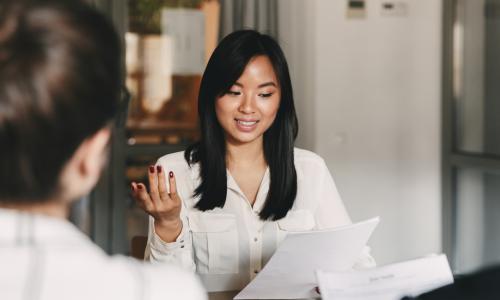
[145, 148, 375, 293]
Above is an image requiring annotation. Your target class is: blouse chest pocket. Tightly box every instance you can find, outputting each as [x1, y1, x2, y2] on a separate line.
[276, 209, 316, 244]
[188, 212, 239, 274]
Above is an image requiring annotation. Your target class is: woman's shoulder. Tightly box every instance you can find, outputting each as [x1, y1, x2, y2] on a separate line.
[294, 147, 327, 167]
[157, 151, 199, 197]
[156, 151, 191, 170]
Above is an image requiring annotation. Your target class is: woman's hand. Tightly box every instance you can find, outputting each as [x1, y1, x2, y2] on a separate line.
[131, 165, 182, 243]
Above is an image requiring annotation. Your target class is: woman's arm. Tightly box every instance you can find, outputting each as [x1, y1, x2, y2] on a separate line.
[144, 215, 196, 272]
[312, 157, 376, 268]
[312, 158, 351, 229]
[132, 161, 196, 271]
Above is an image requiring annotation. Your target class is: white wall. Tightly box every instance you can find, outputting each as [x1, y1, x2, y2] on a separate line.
[279, 0, 442, 265]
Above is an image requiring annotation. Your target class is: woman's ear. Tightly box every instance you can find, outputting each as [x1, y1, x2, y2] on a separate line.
[59, 126, 111, 202]
[79, 127, 111, 179]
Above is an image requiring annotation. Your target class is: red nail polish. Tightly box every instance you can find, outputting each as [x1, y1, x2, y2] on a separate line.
[149, 166, 155, 173]
[157, 165, 162, 173]
[169, 171, 174, 178]
[137, 185, 143, 190]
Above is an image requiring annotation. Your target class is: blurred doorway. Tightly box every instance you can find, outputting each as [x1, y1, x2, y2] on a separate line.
[443, 0, 500, 273]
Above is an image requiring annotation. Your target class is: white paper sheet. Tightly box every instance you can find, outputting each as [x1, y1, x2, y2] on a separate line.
[315, 254, 454, 300]
[234, 217, 380, 299]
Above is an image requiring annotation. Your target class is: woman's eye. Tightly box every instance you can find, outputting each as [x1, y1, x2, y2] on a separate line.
[259, 92, 273, 98]
[227, 90, 241, 96]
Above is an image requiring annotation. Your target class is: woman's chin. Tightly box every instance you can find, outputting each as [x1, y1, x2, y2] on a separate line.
[226, 132, 263, 146]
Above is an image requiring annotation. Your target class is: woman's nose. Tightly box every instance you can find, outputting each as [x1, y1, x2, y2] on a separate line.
[238, 94, 255, 113]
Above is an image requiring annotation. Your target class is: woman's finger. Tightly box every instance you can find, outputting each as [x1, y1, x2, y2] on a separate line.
[147, 165, 161, 204]
[132, 191, 147, 211]
[168, 171, 178, 200]
[157, 165, 170, 201]
[131, 182, 154, 212]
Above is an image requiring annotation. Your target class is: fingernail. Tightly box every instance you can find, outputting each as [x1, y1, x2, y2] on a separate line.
[169, 171, 174, 178]
[149, 165, 155, 173]
[157, 165, 162, 173]
[137, 185, 143, 190]
[130, 183, 134, 191]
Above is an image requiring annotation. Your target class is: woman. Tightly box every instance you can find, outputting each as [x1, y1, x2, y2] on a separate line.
[0, 1, 205, 299]
[131, 30, 375, 296]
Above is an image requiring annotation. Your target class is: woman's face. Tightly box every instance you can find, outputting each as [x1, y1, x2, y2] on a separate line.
[216, 55, 281, 146]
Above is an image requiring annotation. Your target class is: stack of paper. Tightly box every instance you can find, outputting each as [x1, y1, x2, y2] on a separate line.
[235, 217, 380, 299]
[315, 254, 454, 300]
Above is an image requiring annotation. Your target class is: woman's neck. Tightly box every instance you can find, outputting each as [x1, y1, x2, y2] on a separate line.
[226, 138, 266, 169]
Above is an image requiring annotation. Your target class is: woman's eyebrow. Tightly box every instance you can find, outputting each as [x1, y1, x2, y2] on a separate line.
[258, 82, 277, 88]
[232, 82, 277, 88]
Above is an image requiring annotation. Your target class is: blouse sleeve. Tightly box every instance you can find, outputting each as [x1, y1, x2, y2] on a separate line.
[313, 157, 376, 268]
[144, 215, 196, 272]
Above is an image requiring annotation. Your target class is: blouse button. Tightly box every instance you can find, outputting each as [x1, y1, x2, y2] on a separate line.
[254, 237, 258, 242]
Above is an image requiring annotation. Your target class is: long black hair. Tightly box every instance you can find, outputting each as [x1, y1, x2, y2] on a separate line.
[185, 30, 298, 221]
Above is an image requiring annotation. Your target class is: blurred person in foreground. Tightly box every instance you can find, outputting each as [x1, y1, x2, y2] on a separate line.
[0, 0, 206, 299]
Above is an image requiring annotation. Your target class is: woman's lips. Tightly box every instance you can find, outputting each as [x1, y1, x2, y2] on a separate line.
[235, 119, 259, 132]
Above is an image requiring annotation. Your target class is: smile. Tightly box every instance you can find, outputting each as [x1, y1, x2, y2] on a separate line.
[234, 118, 259, 132]
[236, 119, 259, 126]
